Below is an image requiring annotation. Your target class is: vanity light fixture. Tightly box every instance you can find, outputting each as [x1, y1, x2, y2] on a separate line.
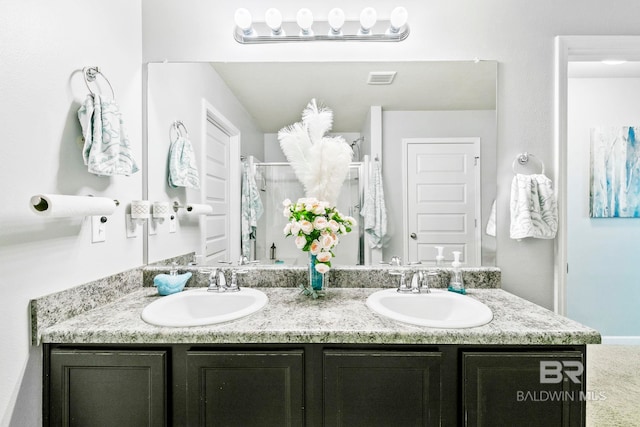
[265, 8, 284, 36]
[296, 8, 314, 36]
[358, 7, 377, 35]
[327, 8, 345, 36]
[233, 7, 409, 44]
[388, 7, 408, 34]
[234, 8, 255, 37]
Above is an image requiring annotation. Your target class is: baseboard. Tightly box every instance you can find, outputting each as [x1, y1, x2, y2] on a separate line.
[600, 336, 640, 345]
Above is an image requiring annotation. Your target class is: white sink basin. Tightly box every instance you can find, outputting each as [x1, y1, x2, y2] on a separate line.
[141, 288, 268, 327]
[366, 289, 493, 328]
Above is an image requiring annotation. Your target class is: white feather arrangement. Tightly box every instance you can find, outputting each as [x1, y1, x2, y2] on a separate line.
[278, 99, 353, 206]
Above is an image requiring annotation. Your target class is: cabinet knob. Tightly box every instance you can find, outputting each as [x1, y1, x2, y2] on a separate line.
[410, 233, 417, 240]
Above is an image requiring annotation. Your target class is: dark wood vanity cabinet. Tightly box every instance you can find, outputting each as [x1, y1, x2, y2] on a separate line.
[185, 350, 305, 426]
[44, 344, 586, 427]
[47, 349, 167, 427]
[323, 350, 443, 427]
[462, 351, 585, 427]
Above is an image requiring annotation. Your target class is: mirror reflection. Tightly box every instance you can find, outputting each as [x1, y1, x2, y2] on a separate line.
[146, 61, 497, 267]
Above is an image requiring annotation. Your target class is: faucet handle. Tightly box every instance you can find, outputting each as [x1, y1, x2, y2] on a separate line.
[388, 269, 412, 293]
[227, 269, 248, 291]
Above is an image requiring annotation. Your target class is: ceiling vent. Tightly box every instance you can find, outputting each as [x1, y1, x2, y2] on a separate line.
[367, 71, 397, 85]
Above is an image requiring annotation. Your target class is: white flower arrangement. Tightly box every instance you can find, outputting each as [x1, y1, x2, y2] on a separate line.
[283, 197, 357, 273]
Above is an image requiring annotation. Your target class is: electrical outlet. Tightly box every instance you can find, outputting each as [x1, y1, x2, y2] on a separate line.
[91, 216, 107, 243]
[148, 219, 157, 235]
[125, 214, 140, 238]
[169, 215, 177, 233]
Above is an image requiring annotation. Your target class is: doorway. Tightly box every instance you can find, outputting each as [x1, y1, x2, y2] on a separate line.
[555, 36, 640, 343]
[201, 102, 241, 263]
[402, 138, 481, 266]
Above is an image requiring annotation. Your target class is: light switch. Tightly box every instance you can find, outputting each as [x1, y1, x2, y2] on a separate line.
[91, 215, 107, 243]
[169, 214, 177, 233]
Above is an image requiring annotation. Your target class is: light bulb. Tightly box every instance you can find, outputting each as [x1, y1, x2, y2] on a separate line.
[389, 6, 408, 33]
[265, 8, 283, 35]
[359, 7, 377, 34]
[296, 8, 314, 35]
[327, 8, 345, 35]
[234, 8, 254, 36]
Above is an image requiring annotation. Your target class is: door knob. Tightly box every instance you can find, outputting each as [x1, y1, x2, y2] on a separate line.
[410, 233, 417, 240]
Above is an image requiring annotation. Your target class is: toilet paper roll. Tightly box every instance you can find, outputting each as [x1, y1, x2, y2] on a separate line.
[131, 200, 151, 219]
[186, 204, 213, 215]
[30, 194, 117, 218]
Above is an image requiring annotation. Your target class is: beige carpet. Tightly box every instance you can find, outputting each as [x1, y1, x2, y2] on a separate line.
[587, 345, 640, 426]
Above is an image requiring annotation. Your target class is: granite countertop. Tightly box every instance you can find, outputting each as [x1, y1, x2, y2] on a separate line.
[39, 287, 601, 346]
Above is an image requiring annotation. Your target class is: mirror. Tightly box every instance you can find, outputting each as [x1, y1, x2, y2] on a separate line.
[146, 61, 497, 266]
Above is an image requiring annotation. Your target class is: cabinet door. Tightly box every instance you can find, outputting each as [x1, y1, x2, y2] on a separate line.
[323, 350, 442, 427]
[186, 350, 304, 427]
[462, 351, 585, 427]
[49, 349, 167, 427]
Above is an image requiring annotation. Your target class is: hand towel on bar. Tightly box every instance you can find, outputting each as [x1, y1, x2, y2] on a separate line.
[360, 160, 387, 248]
[77, 94, 139, 176]
[241, 160, 264, 258]
[485, 199, 497, 237]
[509, 173, 558, 240]
[168, 135, 200, 189]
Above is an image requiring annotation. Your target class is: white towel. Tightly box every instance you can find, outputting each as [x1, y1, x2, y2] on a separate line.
[168, 135, 200, 189]
[77, 94, 139, 176]
[360, 160, 387, 248]
[510, 173, 558, 240]
[241, 161, 264, 258]
[485, 199, 497, 237]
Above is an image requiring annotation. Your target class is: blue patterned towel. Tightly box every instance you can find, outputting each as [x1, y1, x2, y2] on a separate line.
[77, 94, 139, 176]
[168, 135, 200, 189]
[241, 160, 264, 257]
[360, 160, 387, 248]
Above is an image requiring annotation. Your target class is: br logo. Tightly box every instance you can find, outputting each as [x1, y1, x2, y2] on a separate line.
[539, 360, 583, 384]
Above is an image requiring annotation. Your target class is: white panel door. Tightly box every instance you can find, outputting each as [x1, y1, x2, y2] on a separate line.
[204, 118, 230, 263]
[404, 138, 481, 266]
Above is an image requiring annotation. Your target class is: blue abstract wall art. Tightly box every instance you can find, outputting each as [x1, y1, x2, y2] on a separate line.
[590, 126, 640, 218]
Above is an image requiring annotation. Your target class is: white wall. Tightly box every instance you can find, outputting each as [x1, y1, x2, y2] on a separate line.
[0, 1, 142, 424]
[141, 0, 640, 309]
[382, 110, 497, 265]
[146, 63, 263, 263]
[567, 77, 640, 336]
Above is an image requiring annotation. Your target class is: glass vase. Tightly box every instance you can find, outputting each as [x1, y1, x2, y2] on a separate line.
[308, 254, 325, 291]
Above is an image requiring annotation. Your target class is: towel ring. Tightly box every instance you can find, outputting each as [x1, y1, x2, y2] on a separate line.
[512, 152, 545, 174]
[170, 121, 189, 142]
[175, 121, 189, 137]
[83, 66, 115, 100]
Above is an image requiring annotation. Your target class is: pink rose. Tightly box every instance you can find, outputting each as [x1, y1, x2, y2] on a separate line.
[315, 262, 330, 274]
[310, 240, 321, 255]
[327, 219, 340, 232]
[319, 233, 334, 249]
[316, 251, 332, 263]
[295, 235, 306, 249]
[283, 223, 292, 235]
[313, 217, 328, 230]
[299, 220, 314, 234]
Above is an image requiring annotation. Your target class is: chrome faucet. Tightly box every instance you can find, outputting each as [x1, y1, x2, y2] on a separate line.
[207, 269, 226, 292]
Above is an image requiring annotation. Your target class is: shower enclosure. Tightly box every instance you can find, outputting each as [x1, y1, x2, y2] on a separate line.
[251, 161, 365, 266]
